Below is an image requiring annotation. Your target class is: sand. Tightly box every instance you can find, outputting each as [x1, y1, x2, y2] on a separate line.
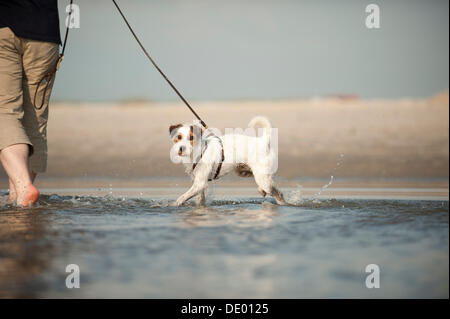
[0, 92, 449, 190]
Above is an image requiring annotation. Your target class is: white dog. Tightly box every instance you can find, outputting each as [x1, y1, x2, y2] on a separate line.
[169, 116, 286, 206]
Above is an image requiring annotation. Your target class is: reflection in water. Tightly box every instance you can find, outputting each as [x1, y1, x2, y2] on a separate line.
[0, 207, 55, 298]
[0, 193, 448, 298]
[178, 202, 278, 229]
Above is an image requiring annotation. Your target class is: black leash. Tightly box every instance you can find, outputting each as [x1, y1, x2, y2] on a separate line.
[111, 0, 208, 129]
[34, 0, 74, 110]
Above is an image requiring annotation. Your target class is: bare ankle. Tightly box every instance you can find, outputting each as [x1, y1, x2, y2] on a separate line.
[8, 180, 17, 203]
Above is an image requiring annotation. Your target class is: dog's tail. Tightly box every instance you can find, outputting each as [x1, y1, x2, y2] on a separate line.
[248, 116, 272, 150]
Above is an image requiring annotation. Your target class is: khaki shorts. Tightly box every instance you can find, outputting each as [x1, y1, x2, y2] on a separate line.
[0, 27, 59, 173]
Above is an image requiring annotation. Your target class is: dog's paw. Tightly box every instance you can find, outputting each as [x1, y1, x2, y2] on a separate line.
[170, 199, 185, 207]
[258, 187, 267, 197]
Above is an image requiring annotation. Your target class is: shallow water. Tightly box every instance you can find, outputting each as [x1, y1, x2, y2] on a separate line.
[0, 191, 448, 298]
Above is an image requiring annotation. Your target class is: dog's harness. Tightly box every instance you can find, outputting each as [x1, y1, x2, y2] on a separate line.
[192, 129, 225, 181]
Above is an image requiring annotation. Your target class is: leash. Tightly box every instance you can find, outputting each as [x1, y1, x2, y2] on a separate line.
[33, 0, 74, 110]
[111, 0, 208, 129]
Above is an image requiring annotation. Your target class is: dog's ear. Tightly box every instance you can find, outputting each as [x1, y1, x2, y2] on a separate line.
[169, 124, 182, 136]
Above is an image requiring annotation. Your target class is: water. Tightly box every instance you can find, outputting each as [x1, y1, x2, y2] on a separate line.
[0, 192, 448, 298]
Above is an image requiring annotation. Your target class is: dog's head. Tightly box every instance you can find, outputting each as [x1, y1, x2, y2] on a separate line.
[169, 123, 202, 160]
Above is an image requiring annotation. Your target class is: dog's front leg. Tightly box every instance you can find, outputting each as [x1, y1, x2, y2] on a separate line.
[174, 162, 212, 206]
[195, 190, 206, 206]
[175, 180, 208, 206]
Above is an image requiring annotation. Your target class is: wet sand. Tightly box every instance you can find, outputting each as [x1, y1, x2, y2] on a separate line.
[3, 180, 446, 201]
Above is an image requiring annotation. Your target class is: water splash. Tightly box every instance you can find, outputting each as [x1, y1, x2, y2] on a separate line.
[314, 175, 334, 198]
[313, 153, 344, 199]
[286, 184, 304, 205]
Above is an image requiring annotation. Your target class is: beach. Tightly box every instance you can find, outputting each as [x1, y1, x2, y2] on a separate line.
[1, 93, 448, 189]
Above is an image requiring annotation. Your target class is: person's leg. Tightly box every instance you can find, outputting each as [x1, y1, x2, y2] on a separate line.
[0, 144, 39, 206]
[21, 36, 59, 182]
[0, 27, 36, 206]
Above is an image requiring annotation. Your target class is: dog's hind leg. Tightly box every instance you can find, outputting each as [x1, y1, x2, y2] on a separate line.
[258, 188, 267, 197]
[253, 172, 286, 205]
[270, 185, 286, 205]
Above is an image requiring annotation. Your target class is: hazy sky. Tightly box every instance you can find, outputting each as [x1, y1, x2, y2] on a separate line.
[52, 0, 449, 101]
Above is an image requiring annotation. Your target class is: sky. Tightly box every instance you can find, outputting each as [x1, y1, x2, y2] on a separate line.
[52, 0, 449, 102]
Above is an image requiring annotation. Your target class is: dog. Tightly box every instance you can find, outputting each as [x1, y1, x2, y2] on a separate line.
[169, 116, 286, 206]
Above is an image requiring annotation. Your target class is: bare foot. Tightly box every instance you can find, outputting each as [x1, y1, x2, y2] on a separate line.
[17, 183, 40, 207]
